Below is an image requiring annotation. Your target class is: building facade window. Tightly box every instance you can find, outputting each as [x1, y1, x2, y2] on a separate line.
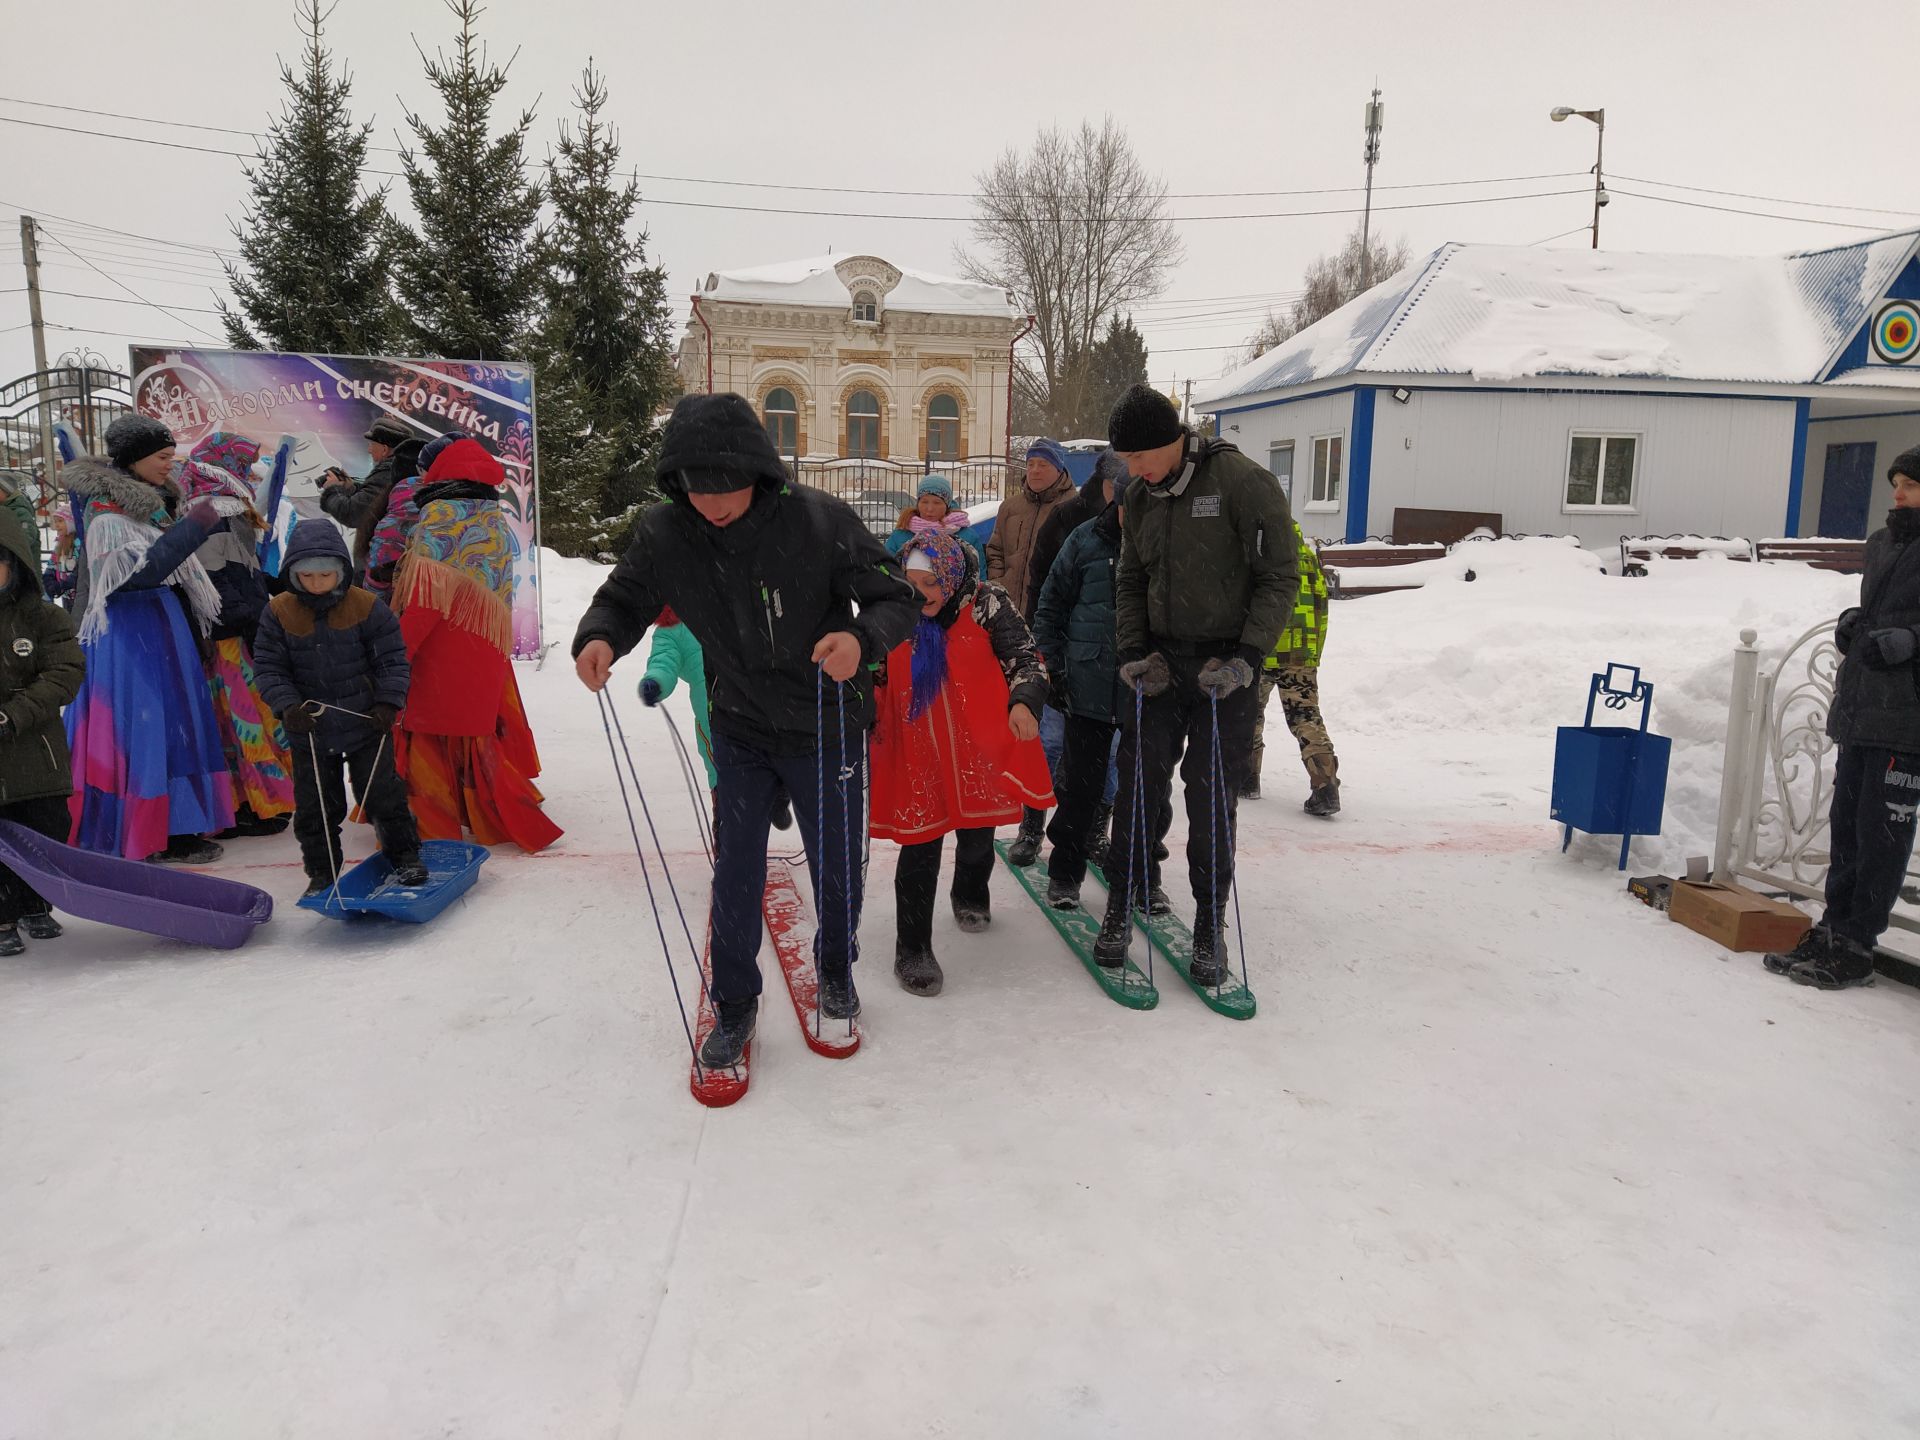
[1267, 440, 1296, 503]
[852, 290, 878, 323]
[1308, 433, 1343, 511]
[762, 386, 798, 456]
[1563, 433, 1639, 510]
[926, 394, 960, 461]
[846, 389, 881, 458]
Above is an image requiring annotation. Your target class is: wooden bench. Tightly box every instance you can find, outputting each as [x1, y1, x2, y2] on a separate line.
[1316, 541, 1447, 598]
[1754, 538, 1868, 574]
[1619, 536, 1754, 576]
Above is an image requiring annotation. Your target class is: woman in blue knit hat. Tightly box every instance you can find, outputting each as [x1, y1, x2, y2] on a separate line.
[887, 473, 982, 570]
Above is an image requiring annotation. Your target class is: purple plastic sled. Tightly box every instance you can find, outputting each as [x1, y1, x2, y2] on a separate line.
[0, 820, 274, 950]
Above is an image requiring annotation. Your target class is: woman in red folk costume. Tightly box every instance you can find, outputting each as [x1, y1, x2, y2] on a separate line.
[871, 523, 1053, 997]
[389, 437, 561, 852]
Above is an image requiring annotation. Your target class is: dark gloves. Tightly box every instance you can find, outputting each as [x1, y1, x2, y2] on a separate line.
[1857, 627, 1919, 670]
[639, 676, 663, 707]
[1834, 607, 1863, 655]
[369, 703, 400, 730]
[1197, 656, 1256, 697]
[181, 499, 221, 531]
[1119, 652, 1172, 697]
[279, 703, 317, 736]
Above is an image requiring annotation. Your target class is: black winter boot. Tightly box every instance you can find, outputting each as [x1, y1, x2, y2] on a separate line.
[392, 858, 430, 888]
[699, 997, 758, 1068]
[1008, 807, 1046, 867]
[21, 913, 62, 941]
[1238, 773, 1261, 801]
[1764, 925, 1829, 976]
[820, 963, 861, 1020]
[152, 835, 224, 866]
[951, 894, 991, 933]
[1046, 875, 1081, 910]
[1304, 782, 1342, 817]
[894, 943, 944, 997]
[1085, 803, 1114, 869]
[1148, 883, 1172, 917]
[771, 789, 794, 832]
[1093, 896, 1132, 969]
[0, 925, 22, 957]
[1789, 936, 1877, 990]
[1190, 909, 1229, 987]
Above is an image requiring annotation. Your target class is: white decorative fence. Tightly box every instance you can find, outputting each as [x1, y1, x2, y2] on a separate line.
[1712, 621, 1920, 935]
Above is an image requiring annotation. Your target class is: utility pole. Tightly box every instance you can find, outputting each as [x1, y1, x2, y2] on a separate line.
[1589, 108, 1607, 249]
[1183, 378, 1193, 425]
[1360, 87, 1385, 288]
[17, 216, 54, 487]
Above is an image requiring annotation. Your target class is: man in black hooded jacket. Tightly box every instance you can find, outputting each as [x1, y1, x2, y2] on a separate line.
[1766, 443, 1920, 990]
[574, 393, 920, 1066]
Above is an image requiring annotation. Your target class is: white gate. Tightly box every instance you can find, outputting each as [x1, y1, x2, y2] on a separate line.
[1712, 621, 1920, 934]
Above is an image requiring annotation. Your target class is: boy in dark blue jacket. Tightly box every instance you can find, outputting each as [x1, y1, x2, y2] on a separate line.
[252, 520, 425, 894]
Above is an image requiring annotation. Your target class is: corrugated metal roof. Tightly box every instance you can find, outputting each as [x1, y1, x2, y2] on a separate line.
[1197, 230, 1920, 408]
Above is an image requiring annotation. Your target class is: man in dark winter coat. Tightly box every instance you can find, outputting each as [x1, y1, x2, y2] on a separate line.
[1766, 443, 1920, 990]
[0, 503, 84, 954]
[320, 415, 415, 579]
[1093, 384, 1298, 984]
[252, 520, 423, 895]
[574, 392, 920, 1067]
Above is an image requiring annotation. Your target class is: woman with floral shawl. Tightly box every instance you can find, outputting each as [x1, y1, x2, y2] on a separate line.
[389, 437, 560, 852]
[175, 431, 295, 835]
[63, 416, 235, 863]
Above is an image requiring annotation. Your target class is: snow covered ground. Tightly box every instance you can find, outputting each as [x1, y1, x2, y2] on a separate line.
[4, 549, 1917, 1439]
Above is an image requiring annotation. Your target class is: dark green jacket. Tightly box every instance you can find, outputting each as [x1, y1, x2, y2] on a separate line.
[1031, 505, 1121, 723]
[0, 506, 82, 804]
[1116, 437, 1298, 664]
[1267, 524, 1329, 670]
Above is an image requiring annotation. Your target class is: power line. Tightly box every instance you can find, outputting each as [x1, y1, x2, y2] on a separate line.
[0, 199, 240, 259]
[37, 288, 225, 314]
[33, 228, 219, 341]
[1609, 188, 1913, 232]
[1612, 172, 1920, 219]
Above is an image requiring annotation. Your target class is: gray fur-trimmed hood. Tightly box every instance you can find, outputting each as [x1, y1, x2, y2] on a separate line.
[63, 453, 179, 523]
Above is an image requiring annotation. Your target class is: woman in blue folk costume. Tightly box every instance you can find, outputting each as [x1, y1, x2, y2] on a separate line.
[63, 416, 235, 863]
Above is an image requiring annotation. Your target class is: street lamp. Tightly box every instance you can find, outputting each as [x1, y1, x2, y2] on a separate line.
[1550, 106, 1608, 248]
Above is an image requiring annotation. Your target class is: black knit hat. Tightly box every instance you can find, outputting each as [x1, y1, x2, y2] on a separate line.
[105, 413, 176, 470]
[1889, 446, 1920, 485]
[1107, 383, 1184, 452]
[658, 392, 789, 494]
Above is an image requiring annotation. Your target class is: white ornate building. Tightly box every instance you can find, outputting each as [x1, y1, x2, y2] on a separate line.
[679, 254, 1029, 462]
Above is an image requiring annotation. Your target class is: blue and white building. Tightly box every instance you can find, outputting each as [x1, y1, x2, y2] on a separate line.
[1194, 232, 1920, 545]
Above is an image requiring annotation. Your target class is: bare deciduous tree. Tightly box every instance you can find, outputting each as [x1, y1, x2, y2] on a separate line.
[1239, 226, 1413, 364]
[960, 120, 1182, 438]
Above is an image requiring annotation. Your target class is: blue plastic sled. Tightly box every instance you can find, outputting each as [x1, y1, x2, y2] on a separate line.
[296, 840, 488, 923]
[0, 820, 273, 949]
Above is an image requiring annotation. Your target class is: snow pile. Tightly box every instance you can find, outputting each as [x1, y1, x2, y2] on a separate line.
[1625, 535, 1756, 560]
[702, 253, 1021, 319]
[1326, 534, 1605, 590]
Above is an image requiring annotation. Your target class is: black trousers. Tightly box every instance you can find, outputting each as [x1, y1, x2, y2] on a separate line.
[1822, 744, 1920, 949]
[895, 827, 994, 949]
[1104, 654, 1258, 910]
[0, 794, 70, 925]
[1047, 713, 1121, 887]
[290, 734, 420, 880]
[709, 729, 866, 1004]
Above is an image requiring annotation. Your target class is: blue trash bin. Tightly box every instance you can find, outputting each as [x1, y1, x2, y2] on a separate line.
[1551, 663, 1671, 869]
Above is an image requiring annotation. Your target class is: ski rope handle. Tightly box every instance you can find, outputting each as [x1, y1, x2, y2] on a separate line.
[815, 666, 827, 1040]
[839, 677, 855, 1039]
[306, 732, 345, 907]
[1208, 691, 1251, 992]
[596, 688, 710, 1080]
[1129, 682, 1153, 987]
[294, 701, 393, 827]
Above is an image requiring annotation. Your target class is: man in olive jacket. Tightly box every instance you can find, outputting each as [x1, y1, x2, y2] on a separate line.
[1767, 443, 1920, 990]
[1093, 384, 1297, 983]
[0, 503, 84, 954]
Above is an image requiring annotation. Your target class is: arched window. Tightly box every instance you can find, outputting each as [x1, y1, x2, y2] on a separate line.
[852, 290, 878, 324]
[846, 389, 881, 459]
[763, 386, 798, 456]
[926, 393, 960, 461]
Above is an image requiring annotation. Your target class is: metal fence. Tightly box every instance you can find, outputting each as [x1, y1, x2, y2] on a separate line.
[0, 364, 132, 492]
[790, 455, 1012, 535]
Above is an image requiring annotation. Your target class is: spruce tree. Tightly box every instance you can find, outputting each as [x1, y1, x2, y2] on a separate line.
[395, 0, 542, 360]
[531, 62, 678, 555]
[1074, 315, 1150, 437]
[220, 0, 401, 353]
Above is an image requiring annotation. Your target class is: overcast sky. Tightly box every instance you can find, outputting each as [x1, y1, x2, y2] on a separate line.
[4, 0, 1916, 398]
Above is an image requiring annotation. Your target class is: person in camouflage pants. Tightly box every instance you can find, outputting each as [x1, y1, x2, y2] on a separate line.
[1247, 524, 1341, 815]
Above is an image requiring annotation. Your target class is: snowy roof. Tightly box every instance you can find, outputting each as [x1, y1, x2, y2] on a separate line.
[1197, 231, 1920, 407]
[699, 254, 1023, 320]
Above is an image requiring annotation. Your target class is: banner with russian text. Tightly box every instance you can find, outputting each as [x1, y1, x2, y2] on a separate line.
[127, 347, 542, 656]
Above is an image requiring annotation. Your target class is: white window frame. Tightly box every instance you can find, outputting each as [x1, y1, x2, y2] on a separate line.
[1267, 440, 1296, 503]
[1561, 430, 1642, 514]
[1306, 432, 1343, 513]
[852, 290, 879, 324]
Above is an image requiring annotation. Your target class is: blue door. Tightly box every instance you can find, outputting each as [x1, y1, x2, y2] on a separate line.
[1818, 442, 1877, 538]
